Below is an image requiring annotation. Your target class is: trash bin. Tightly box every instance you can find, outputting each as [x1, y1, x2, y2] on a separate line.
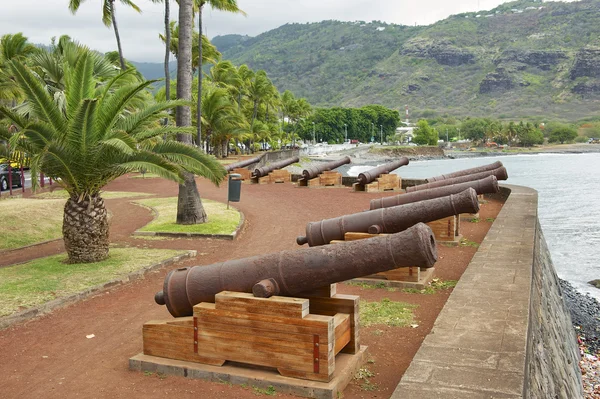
[228, 173, 242, 203]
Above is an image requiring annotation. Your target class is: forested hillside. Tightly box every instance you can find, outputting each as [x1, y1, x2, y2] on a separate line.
[212, 0, 600, 121]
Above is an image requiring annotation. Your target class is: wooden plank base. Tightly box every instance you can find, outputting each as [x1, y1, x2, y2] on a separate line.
[130, 345, 368, 399]
[141, 291, 357, 383]
[298, 171, 342, 188]
[231, 168, 252, 182]
[353, 174, 402, 192]
[350, 267, 436, 290]
[252, 169, 291, 184]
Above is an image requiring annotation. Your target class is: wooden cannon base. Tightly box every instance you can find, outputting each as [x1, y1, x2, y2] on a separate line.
[129, 347, 367, 399]
[134, 287, 366, 395]
[251, 169, 291, 184]
[352, 174, 402, 193]
[297, 171, 343, 188]
[229, 168, 253, 182]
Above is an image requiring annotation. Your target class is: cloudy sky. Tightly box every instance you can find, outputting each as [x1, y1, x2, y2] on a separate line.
[0, 0, 575, 62]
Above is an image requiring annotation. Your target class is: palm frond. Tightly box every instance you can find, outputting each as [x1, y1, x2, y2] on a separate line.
[95, 79, 155, 136]
[150, 141, 227, 186]
[66, 52, 96, 119]
[67, 98, 98, 154]
[117, 151, 183, 183]
[114, 99, 189, 134]
[0, 105, 30, 129]
[8, 60, 67, 135]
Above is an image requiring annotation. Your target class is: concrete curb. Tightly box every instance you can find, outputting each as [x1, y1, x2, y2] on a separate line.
[132, 202, 245, 241]
[0, 250, 197, 330]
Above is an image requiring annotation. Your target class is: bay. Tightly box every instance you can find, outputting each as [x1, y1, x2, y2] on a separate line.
[347, 153, 600, 299]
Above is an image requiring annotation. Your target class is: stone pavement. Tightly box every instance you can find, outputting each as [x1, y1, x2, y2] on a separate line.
[391, 185, 537, 398]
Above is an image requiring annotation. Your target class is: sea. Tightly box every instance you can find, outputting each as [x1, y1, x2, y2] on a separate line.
[347, 153, 600, 300]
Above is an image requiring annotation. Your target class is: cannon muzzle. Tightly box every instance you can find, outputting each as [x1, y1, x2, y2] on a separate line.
[225, 155, 263, 172]
[357, 158, 409, 185]
[253, 156, 299, 178]
[426, 161, 503, 182]
[407, 166, 508, 192]
[156, 223, 438, 317]
[297, 188, 479, 247]
[371, 175, 499, 210]
[302, 156, 351, 180]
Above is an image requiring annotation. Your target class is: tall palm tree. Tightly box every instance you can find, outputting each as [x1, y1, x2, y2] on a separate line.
[68, 0, 142, 70]
[175, 0, 211, 224]
[159, 21, 220, 76]
[0, 53, 226, 263]
[194, 0, 246, 148]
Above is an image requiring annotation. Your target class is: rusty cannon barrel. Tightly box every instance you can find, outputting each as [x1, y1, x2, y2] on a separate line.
[426, 161, 503, 182]
[296, 188, 479, 247]
[225, 156, 263, 172]
[406, 166, 508, 193]
[253, 156, 300, 178]
[155, 223, 438, 317]
[357, 157, 409, 185]
[302, 156, 351, 180]
[370, 175, 499, 210]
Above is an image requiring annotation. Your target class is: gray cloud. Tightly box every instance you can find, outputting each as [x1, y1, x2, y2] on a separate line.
[0, 0, 575, 62]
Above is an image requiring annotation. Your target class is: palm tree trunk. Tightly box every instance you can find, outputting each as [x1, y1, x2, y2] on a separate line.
[110, 0, 127, 71]
[164, 0, 171, 102]
[196, 4, 204, 149]
[63, 196, 109, 263]
[176, 0, 207, 225]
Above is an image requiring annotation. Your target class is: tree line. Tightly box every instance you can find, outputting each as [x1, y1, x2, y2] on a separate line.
[412, 117, 580, 147]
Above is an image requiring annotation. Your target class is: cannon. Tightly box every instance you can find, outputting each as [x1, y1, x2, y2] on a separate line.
[406, 166, 508, 192]
[301, 156, 351, 180]
[155, 223, 438, 317]
[426, 161, 503, 182]
[356, 157, 409, 185]
[296, 188, 479, 247]
[225, 156, 263, 172]
[370, 175, 499, 210]
[252, 156, 299, 178]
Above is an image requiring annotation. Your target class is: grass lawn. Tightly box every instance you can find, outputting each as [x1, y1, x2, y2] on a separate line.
[360, 298, 417, 327]
[0, 198, 64, 250]
[33, 190, 154, 199]
[0, 247, 185, 317]
[134, 197, 241, 235]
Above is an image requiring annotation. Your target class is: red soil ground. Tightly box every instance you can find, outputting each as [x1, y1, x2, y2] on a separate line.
[0, 176, 502, 399]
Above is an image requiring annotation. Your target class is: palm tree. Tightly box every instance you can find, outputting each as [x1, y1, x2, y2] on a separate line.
[0, 53, 226, 263]
[175, 0, 210, 224]
[193, 0, 246, 149]
[159, 21, 221, 75]
[68, 0, 142, 70]
[200, 84, 248, 157]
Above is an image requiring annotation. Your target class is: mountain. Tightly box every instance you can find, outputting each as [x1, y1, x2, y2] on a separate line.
[130, 61, 176, 81]
[209, 0, 600, 121]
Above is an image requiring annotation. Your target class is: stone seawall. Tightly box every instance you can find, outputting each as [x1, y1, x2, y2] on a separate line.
[391, 185, 584, 398]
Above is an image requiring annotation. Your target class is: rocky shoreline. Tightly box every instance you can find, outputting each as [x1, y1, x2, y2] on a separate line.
[560, 279, 600, 397]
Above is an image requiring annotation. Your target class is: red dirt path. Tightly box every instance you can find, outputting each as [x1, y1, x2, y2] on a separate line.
[0, 176, 502, 399]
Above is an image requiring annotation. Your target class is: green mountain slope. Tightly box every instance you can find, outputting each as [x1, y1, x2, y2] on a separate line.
[213, 0, 600, 120]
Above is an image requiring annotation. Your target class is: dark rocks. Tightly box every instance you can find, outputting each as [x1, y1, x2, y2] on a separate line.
[572, 80, 600, 95]
[570, 48, 600, 79]
[589, 279, 600, 289]
[559, 279, 600, 354]
[406, 83, 420, 93]
[479, 68, 513, 93]
[500, 50, 567, 71]
[401, 39, 475, 66]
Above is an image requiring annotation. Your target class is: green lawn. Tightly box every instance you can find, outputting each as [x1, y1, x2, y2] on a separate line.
[33, 190, 154, 199]
[360, 298, 417, 327]
[0, 198, 64, 250]
[135, 198, 241, 235]
[0, 247, 186, 317]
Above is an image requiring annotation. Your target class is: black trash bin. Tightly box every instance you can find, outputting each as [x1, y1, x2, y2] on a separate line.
[228, 173, 242, 204]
